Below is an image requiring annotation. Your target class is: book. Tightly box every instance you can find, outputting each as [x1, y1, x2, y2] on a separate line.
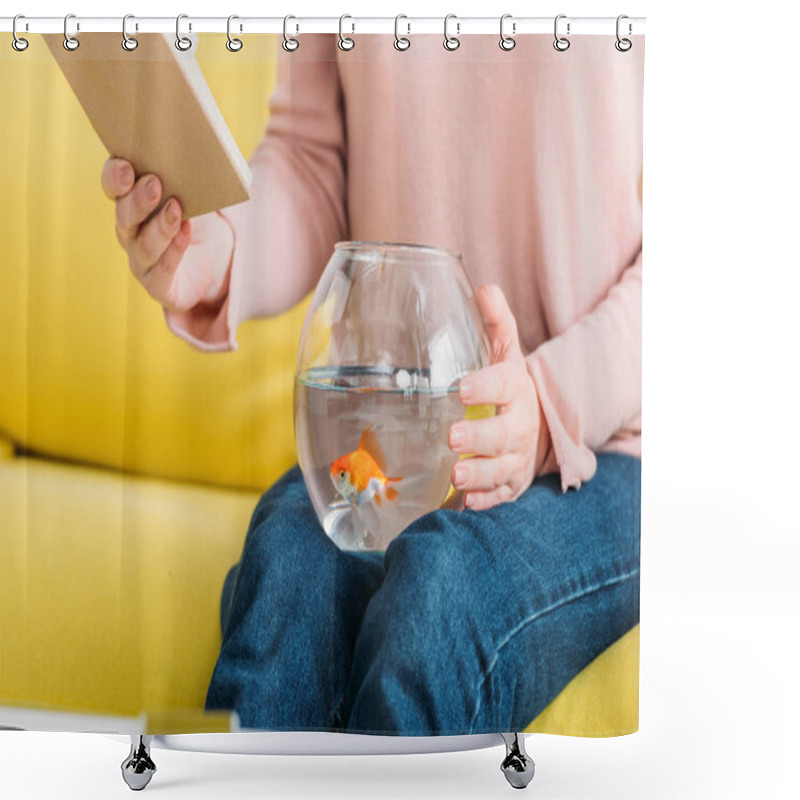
[42, 32, 252, 220]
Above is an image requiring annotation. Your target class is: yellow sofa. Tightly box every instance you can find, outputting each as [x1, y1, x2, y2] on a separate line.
[0, 33, 638, 738]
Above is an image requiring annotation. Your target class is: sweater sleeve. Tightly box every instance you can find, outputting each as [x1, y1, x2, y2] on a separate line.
[164, 35, 347, 351]
[526, 246, 642, 492]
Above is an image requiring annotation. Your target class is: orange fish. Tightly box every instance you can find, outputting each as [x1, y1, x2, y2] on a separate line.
[330, 426, 402, 508]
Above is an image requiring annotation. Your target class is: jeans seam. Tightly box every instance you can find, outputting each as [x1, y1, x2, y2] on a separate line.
[468, 566, 640, 733]
[328, 692, 347, 729]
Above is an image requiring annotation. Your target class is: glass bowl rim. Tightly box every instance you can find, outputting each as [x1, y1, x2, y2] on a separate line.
[334, 240, 462, 260]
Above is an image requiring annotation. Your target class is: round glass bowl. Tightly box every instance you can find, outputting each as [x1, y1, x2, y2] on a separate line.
[294, 242, 490, 551]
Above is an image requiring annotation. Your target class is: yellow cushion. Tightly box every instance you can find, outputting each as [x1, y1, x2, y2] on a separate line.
[1, 444, 637, 736]
[526, 626, 638, 736]
[0, 444, 260, 717]
[0, 34, 305, 491]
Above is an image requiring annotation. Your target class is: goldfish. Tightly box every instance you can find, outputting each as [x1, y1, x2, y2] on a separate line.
[330, 425, 402, 508]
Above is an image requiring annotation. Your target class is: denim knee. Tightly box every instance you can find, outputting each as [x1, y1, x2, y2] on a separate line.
[349, 521, 483, 688]
[241, 492, 330, 571]
[381, 511, 475, 618]
[344, 518, 501, 734]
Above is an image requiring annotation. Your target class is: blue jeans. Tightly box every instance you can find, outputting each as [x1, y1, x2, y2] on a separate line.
[205, 453, 640, 736]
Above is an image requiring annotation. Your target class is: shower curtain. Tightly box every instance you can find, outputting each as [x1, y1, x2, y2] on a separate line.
[0, 25, 643, 739]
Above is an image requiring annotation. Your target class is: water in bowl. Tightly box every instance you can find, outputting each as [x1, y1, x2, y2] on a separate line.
[294, 365, 468, 551]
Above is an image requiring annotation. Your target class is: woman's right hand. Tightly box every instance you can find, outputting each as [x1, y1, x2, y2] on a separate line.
[101, 157, 228, 312]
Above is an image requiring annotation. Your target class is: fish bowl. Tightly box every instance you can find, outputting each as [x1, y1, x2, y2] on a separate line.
[294, 241, 491, 552]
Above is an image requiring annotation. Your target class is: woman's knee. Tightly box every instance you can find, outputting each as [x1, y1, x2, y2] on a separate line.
[242, 471, 330, 562]
[248, 466, 310, 530]
[360, 522, 480, 664]
[384, 510, 471, 591]
[240, 509, 334, 586]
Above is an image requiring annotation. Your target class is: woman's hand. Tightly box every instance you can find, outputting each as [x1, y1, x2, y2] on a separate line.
[449, 284, 551, 511]
[100, 157, 231, 312]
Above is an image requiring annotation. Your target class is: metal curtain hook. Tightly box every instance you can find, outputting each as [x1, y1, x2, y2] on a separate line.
[227, 14, 243, 51]
[553, 14, 570, 51]
[615, 14, 632, 51]
[499, 14, 516, 51]
[283, 15, 299, 51]
[175, 13, 192, 51]
[394, 14, 410, 51]
[339, 14, 355, 50]
[444, 13, 460, 51]
[122, 14, 138, 51]
[63, 13, 80, 51]
[12, 14, 29, 51]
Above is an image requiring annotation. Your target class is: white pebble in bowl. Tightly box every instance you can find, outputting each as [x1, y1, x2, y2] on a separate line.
[395, 369, 411, 390]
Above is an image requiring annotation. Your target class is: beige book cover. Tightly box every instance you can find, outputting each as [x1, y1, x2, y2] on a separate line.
[42, 31, 252, 220]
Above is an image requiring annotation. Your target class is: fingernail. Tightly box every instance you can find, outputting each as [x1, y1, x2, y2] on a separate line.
[459, 378, 472, 401]
[464, 493, 476, 509]
[450, 426, 465, 449]
[454, 465, 467, 488]
[165, 200, 178, 225]
[120, 165, 134, 189]
[146, 177, 159, 201]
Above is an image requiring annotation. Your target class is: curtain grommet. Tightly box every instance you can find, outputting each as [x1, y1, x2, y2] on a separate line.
[121, 14, 138, 51]
[283, 15, 299, 52]
[63, 13, 80, 51]
[175, 14, 192, 51]
[615, 15, 633, 52]
[444, 14, 460, 51]
[227, 14, 243, 52]
[553, 14, 570, 52]
[12, 14, 29, 51]
[499, 14, 516, 51]
[394, 14, 410, 51]
[338, 14, 355, 51]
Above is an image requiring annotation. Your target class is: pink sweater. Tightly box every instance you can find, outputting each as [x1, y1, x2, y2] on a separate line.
[165, 34, 643, 492]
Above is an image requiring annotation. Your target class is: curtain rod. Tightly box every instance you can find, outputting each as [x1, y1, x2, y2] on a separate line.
[1, 16, 646, 37]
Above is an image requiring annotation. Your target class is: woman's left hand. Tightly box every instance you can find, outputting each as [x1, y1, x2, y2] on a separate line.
[449, 284, 551, 511]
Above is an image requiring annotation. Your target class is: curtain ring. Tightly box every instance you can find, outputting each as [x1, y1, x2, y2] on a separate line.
[63, 13, 80, 51]
[122, 14, 138, 51]
[394, 14, 410, 51]
[227, 14, 243, 52]
[443, 14, 460, 51]
[175, 14, 192, 51]
[499, 14, 516, 51]
[615, 14, 632, 52]
[338, 14, 355, 51]
[12, 14, 29, 52]
[283, 15, 299, 51]
[553, 14, 570, 51]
